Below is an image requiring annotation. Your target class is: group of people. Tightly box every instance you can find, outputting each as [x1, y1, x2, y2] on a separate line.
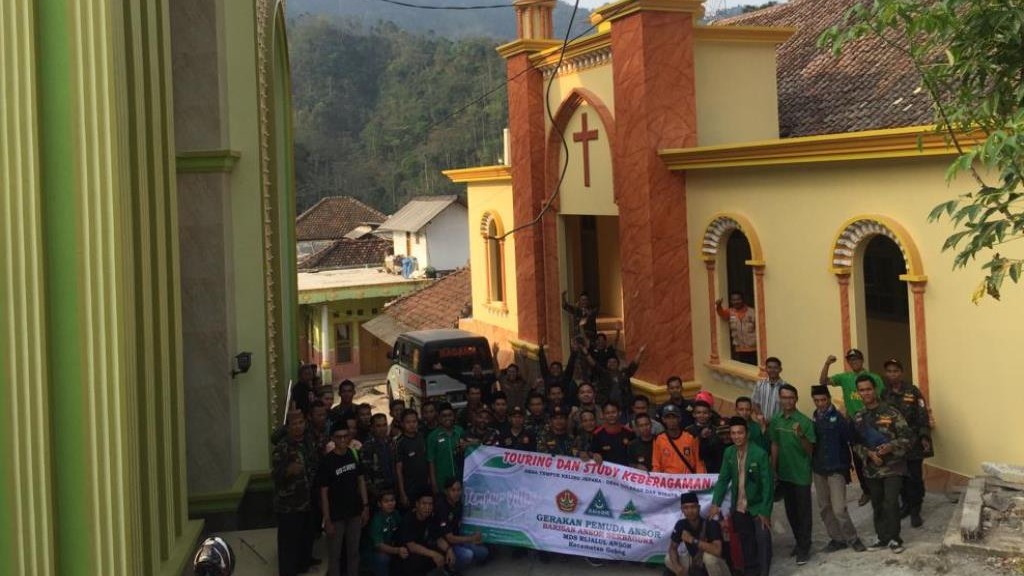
[273, 294, 934, 576]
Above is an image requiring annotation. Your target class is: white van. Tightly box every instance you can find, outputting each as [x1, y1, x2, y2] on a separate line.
[386, 329, 495, 411]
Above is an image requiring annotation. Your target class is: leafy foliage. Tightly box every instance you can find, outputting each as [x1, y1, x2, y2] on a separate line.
[289, 17, 509, 214]
[821, 0, 1024, 302]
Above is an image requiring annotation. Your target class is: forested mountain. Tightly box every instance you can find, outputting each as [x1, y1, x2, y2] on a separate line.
[288, 0, 592, 40]
[289, 18, 511, 213]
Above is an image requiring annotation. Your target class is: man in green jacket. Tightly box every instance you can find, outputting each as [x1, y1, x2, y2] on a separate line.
[709, 417, 773, 576]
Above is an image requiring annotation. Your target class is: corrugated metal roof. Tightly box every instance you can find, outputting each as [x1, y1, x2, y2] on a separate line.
[376, 195, 462, 233]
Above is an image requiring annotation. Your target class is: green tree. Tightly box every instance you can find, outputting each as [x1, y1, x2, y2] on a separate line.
[821, 0, 1024, 302]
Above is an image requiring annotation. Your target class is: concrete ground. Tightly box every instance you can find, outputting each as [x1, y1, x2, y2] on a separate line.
[207, 482, 1021, 576]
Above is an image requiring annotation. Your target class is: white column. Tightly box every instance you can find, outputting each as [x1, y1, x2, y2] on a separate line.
[320, 304, 333, 383]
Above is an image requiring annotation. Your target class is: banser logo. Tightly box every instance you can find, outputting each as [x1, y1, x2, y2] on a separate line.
[556, 489, 579, 513]
[619, 499, 642, 522]
[584, 489, 614, 518]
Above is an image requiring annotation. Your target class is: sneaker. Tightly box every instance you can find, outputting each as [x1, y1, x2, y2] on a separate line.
[859, 493, 871, 507]
[851, 539, 867, 552]
[823, 540, 848, 553]
[796, 551, 810, 565]
[911, 513, 923, 528]
[888, 540, 905, 554]
[867, 540, 888, 551]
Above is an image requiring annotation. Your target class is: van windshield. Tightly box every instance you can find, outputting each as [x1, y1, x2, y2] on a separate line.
[422, 343, 491, 375]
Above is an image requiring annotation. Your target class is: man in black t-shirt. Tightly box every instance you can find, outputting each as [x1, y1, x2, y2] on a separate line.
[398, 492, 455, 575]
[318, 425, 369, 576]
[665, 492, 728, 576]
[628, 413, 656, 471]
[395, 409, 428, 510]
[435, 479, 489, 570]
[592, 401, 635, 466]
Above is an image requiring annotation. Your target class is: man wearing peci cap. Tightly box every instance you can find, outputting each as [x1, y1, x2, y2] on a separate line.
[537, 406, 576, 456]
[880, 359, 933, 528]
[820, 349, 885, 506]
[810, 385, 866, 553]
[665, 492, 729, 576]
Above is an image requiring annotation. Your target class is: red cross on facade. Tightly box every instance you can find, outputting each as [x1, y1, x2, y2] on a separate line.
[572, 112, 599, 188]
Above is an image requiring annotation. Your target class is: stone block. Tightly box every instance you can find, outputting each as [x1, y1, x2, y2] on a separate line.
[982, 462, 1024, 485]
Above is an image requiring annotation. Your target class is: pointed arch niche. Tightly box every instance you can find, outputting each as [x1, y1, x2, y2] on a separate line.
[829, 215, 930, 398]
[701, 214, 768, 377]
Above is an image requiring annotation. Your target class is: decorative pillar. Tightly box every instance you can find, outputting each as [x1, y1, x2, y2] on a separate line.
[836, 273, 853, 354]
[910, 281, 930, 399]
[705, 261, 720, 364]
[320, 304, 333, 383]
[499, 2, 559, 345]
[598, 0, 703, 383]
[753, 265, 768, 375]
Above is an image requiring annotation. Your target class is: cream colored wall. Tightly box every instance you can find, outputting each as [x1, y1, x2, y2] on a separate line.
[560, 105, 617, 215]
[694, 40, 780, 145]
[546, 65, 615, 115]
[466, 181, 519, 335]
[685, 157, 1024, 477]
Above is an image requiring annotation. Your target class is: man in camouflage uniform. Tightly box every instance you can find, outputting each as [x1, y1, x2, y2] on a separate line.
[537, 406, 575, 456]
[273, 410, 313, 576]
[880, 359, 933, 528]
[462, 407, 500, 457]
[524, 392, 549, 441]
[852, 375, 913, 554]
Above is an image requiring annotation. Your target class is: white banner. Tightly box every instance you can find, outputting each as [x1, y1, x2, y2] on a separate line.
[461, 446, 727, 563]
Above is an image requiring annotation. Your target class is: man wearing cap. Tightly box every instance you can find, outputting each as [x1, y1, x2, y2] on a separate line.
[665, 492, 729, 576]
[852, 374, 912, 553]
[820, 349, 885, 505]
[537, 406, 575, 456]
[653, 404, 705, 474]
[769, 384, 816, 565]
[880, 359, 932, 528]
[709, 417, 773, 576]
[500, 406, 535, 452]
[687, 400, 725, 473]
[810, 385, 866, 553]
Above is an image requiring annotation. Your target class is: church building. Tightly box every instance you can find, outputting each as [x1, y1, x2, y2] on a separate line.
[445, 0, 1024, 481]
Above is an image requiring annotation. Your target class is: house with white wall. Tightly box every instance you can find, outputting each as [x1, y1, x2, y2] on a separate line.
[377, 195, 469, 273]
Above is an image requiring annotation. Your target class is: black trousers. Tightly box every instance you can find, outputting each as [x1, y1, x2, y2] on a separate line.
[901, 459, 925, 515]
[866, 475, 903, 544]
[398, 553, 445, 576]
[732, 511, 772, 576]
[852, 452, 870, 497]
[278, 511, 310, 576]
[778, 481, 813, 552]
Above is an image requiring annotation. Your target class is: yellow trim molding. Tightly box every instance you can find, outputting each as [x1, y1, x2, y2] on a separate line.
[531, 30, 612, 68]
[660, 126, 981, 170]
[694, 25, 796, 44]
[497, 39, 562, 59]
[631, 377, 701, 403]
[443, 165, 513, 184]
[594, 0, 705, 22]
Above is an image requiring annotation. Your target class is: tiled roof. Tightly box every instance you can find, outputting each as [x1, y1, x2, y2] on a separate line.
[295, 196, 386, 241]
[715, 0, 933, 137]
[376, 195, 464, 233]
[297, 237, 393, 271]
[362, 268, 471, 345]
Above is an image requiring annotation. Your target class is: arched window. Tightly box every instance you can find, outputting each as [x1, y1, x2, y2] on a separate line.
[830, 216, 929, 397]
[481, 212, 506, 303]
[701, 214, 767, 373]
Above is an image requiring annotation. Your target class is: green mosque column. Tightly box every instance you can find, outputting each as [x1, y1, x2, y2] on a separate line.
[7, 0, 201, 574]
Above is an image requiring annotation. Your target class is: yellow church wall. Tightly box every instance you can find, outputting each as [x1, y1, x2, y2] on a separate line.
[684, 156, 1024, 477]
[545, 65, 616, 117]
[694, 40, 780, 146]
[466, 181, 519, 335]
[559, 105, 618, 216]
